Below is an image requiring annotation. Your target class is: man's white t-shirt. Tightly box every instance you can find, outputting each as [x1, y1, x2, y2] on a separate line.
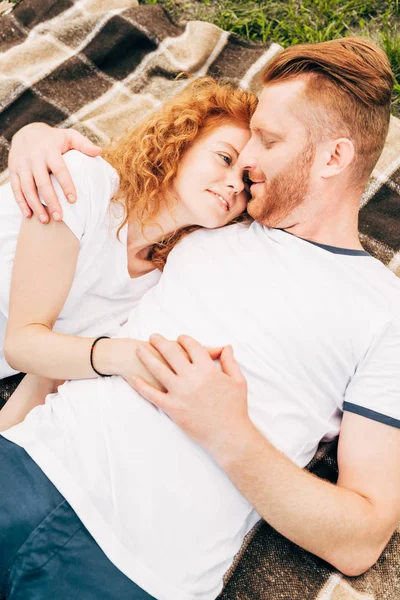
[4, 222, 400, 600]
[0, 150, 160, 378]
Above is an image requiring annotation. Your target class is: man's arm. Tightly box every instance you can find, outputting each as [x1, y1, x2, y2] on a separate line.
[211, 410, 400, 576]
[133, 334, 400, 577]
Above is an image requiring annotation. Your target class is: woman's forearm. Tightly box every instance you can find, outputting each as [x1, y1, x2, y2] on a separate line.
[0, 335, 163, 431]
[5, 325, 106, 380]
[4, 326, 163, 386]
[5, 213, 163, 386]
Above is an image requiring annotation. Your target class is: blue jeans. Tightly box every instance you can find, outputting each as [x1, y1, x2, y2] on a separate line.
[0, 436, 156, 600]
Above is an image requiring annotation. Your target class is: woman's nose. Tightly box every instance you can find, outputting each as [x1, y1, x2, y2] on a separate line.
[226, 168, 245, 194]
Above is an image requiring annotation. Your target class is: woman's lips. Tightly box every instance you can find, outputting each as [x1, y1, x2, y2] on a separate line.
[207, 190, 229, 211]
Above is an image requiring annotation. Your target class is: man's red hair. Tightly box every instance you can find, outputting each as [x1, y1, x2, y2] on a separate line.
[262, 37, 394, 185]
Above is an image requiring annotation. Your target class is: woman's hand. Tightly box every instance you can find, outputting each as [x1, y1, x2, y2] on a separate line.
[8, 123, 101, 223]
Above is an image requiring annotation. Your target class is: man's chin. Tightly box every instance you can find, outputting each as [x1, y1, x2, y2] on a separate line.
[247, 201, 281, 228]
[246, 198, 263, 220]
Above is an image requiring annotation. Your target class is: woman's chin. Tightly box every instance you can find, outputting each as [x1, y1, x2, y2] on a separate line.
[196, 210, 233, 230]
[201, 218, 228, 230]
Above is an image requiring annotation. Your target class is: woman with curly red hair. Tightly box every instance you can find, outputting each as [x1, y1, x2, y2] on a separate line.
[0, 78, 257, 410]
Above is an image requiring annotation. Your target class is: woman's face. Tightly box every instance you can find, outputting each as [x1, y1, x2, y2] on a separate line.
[170, 123, 251, 229]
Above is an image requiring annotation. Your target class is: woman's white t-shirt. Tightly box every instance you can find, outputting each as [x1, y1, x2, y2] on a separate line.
[0, 150, 161, 378]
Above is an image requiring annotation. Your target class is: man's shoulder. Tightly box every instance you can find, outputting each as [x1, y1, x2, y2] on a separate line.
[355, 253, 400, 301]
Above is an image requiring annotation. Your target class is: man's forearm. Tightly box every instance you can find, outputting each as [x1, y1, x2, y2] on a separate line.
[213, 423, 387, 576]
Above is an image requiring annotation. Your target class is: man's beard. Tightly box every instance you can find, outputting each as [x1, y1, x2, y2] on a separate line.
[247, 142, 316, 227]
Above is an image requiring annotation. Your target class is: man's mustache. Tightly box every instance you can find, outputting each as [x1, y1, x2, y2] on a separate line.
[243, 171, 267, 197]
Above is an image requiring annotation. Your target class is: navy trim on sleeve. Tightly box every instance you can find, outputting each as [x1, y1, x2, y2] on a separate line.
[343, 402, 400, 428]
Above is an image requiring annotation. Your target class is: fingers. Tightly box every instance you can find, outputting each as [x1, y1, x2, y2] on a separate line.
[176, 334, 212, 364]
[149, 334, 192, 374]
[9, 125, 99, 225]
[150, 334, 223, 367]
[17, 169, 50, 223]
[67, 130, 102, 157]
[219, 345, 246, 383]
[10, 172, 31, 218]
[32, 162, 64, 221]
[48, 155, 77, 206]
[136, 344, 176, 390]
[131, 376, 169, 411]
[206, 346, 224, 360]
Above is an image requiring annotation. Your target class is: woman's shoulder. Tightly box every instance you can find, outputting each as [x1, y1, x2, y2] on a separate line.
[62, 150, 119, 193]
[49, 151, 120, 241]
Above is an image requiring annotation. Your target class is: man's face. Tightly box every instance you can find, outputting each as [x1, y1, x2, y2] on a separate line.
[238, 79, 316, 229]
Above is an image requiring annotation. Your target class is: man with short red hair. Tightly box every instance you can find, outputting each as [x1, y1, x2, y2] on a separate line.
[134, 37, 400, 578]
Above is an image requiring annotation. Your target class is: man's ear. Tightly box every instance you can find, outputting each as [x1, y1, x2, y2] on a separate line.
[320, 138, 355, 179]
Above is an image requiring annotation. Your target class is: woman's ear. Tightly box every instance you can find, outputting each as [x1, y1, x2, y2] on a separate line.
[320, 138, 355, 179]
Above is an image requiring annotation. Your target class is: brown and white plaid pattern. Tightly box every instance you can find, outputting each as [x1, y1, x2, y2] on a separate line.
[0, 1, 399, 599]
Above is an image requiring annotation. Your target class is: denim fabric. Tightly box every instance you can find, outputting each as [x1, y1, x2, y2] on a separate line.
[0, 436, 155, 600]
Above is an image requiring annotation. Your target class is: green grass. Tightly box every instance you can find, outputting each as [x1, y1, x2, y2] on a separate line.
[140, 0, 400, 115]
[381, 23, 400, 112]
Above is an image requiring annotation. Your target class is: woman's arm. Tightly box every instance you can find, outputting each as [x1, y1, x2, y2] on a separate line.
[4, 214, 89, 379]
[0, 374, 61, 431]
[4, 215, 159, 382]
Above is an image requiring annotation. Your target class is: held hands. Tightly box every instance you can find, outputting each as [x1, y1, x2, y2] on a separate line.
[132, 334, 251, 455]
[114, 338, 223, 394]
[9, 123, 101, 223]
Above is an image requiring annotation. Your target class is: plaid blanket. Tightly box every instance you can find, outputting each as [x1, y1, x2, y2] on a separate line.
[1, 1, 400, 599]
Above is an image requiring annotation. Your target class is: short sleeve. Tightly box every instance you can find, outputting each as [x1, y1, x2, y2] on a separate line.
[40, 150, 119, 241]
[343, 313, 400, 428]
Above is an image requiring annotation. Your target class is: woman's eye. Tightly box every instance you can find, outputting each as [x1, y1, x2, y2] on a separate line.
[219, 154, 232, 165]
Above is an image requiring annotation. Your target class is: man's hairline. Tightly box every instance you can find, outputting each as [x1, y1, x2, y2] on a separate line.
[252, 77, 316, 143]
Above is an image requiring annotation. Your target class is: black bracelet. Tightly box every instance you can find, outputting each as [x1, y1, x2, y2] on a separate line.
[90, 336, 112, 377]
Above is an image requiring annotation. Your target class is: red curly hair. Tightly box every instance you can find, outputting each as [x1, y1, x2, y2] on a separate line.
[102, 77, 258, 270]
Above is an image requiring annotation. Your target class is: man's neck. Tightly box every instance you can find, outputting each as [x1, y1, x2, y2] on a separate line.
[279, 188, 364, 250]
[283, 219, 363, 250]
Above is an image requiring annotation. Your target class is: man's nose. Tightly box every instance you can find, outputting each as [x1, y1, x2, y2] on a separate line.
[237, 138, 258, 171]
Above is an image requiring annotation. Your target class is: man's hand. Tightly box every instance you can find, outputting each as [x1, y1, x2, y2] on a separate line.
[9, 123, 101, 223]
[132, 333, 252, 453]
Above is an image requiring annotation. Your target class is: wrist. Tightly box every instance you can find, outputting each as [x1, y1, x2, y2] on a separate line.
[97, 338, 145, 378]
[90, 337, 118, 376]
[208, 419, 263, 469]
